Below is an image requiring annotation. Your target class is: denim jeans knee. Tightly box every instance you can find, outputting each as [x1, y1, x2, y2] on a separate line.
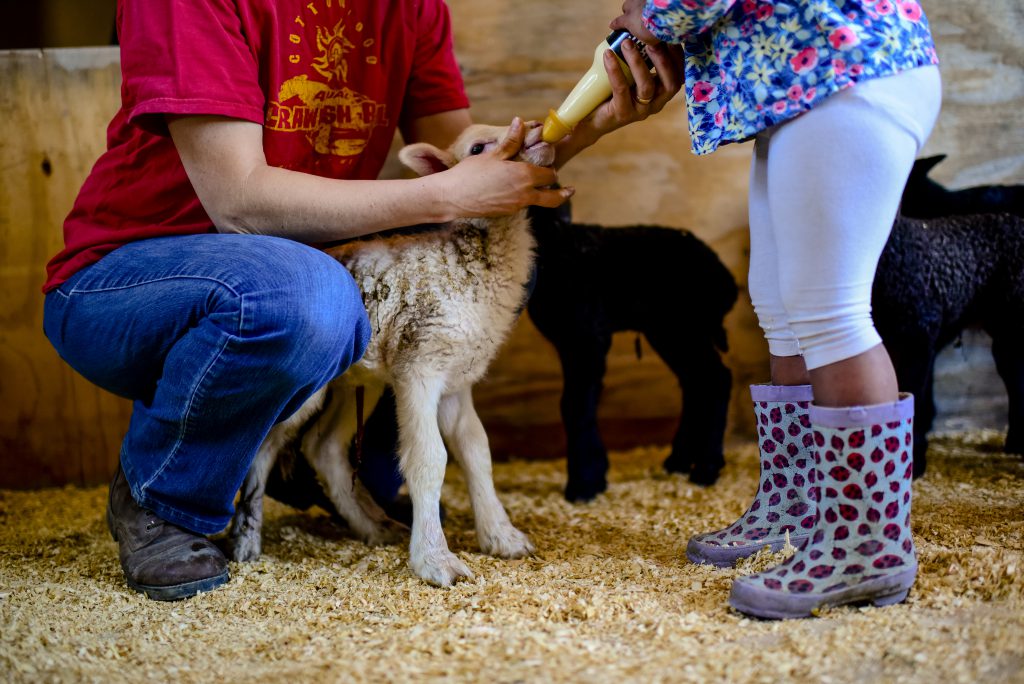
[236, 240, 372, 419]
[43, 234, 371, 534]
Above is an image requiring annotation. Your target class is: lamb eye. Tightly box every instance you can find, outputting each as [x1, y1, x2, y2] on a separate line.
[469, 143, 486, 155]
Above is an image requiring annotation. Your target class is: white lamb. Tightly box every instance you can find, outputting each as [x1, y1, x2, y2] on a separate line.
[228, 122, 549, 586]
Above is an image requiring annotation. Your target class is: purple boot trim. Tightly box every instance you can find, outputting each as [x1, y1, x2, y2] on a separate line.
[750, 384, 814, 403]
[729, 564, 917, 619]
[810, 392, 914, 428]
[686, 532, 810, 568]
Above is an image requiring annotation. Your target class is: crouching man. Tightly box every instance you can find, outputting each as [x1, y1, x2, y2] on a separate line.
[42, 0, 682, 599]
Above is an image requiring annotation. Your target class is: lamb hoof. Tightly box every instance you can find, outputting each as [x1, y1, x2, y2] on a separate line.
[226, 529, 262, 563]
[411, 550, 474, 587]
[359, 519, 408, 547]
[1005, 431, 1023, 455]
[564, 478, 606, 503]
[479, 525, 535, 559]
[662, 453, 692, 475]
[688, 466, 721, 487]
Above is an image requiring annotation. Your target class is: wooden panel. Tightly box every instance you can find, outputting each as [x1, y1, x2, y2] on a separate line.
[922, 5, 1024, 186]
[0, 0, 116, 50]
[1, 0, 1022, 488]
[0, 48, 129, 488]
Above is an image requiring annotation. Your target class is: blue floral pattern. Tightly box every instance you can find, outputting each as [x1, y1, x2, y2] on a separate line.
[642, 0, 940, 155]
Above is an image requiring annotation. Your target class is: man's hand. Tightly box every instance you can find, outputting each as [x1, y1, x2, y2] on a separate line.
[436, 118, 574, 219]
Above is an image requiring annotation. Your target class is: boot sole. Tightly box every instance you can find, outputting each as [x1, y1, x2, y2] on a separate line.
[125, 571, 230, 601]
[686, 533, 810, 568]
[728, 565, 917, 619]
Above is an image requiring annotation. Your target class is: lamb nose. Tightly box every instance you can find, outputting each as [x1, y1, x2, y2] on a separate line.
[524, 126, 544, 147]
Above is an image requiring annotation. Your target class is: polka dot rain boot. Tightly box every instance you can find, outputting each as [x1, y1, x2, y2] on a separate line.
[686, 384, 817, 567]
[729, 393, 917, 619]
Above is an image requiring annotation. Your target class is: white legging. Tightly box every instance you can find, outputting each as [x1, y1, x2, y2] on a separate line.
[748, 66, 942, 370]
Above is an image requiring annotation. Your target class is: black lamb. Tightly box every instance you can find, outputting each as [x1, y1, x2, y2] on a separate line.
[901, 155, 1024, 220]
[873, 212, 1024, 476]
[527, 205, 738, 502]
[888, 156, 1024, 473]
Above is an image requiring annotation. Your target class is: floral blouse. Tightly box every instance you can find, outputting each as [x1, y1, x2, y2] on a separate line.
[642, 0, 940, 155]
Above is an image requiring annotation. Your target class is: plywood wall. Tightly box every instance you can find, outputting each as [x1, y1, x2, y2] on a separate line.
[1, 0, 1022, 488]
[0, 49, 128, 488]
[453, 0, 1024, 459]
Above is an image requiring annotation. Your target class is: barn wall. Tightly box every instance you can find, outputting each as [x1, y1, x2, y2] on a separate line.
[1, 0, 1021, 487]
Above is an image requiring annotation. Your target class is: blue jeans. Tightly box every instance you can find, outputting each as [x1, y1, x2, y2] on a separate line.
[43, 234, 371, 535]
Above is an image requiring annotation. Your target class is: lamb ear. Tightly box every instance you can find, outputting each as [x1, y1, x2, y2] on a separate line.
[914, 154, 946, 177]
[399, 143, 456, 176]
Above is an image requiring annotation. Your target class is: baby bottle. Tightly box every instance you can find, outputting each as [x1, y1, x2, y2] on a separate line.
[541, 29, 654, 143]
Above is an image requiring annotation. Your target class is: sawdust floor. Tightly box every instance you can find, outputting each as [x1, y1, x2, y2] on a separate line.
[2, 429, 1023, 683]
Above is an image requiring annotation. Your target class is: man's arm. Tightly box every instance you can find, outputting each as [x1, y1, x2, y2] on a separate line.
[402, 108, 473, 149]
[167, 115, 569, 243]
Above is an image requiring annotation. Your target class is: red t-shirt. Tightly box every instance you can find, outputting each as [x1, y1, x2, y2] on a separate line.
[43, 0, 469, 292]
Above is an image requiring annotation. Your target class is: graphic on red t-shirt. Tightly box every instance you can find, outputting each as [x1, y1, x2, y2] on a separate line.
[267, 17, 390, 161]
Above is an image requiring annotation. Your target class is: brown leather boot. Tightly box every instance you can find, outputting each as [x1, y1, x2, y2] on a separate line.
[107, 465, 229, 600]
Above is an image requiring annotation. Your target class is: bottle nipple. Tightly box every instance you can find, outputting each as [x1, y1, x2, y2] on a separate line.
[542, 109, 572, 144]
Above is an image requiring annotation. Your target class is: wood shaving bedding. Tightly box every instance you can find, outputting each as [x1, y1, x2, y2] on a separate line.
[1, 431, 1022, 683]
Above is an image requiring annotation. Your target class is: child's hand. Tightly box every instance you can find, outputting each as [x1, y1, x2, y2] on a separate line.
[610, 0, 661, 45]
[544, 5, 682, 166]
[576, 38, 684, 140]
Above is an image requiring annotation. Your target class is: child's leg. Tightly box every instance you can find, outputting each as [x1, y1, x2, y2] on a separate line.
[687, 383, 816, 567]
[763, 66, 942, 400]
[685, 133, 822, 568]
[747, 132, 810, 386]
[730, 395, 917, 618]
[730, 65, 941, 618]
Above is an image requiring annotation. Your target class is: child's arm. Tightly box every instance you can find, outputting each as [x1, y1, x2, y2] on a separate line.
[611, 0, 740, 45]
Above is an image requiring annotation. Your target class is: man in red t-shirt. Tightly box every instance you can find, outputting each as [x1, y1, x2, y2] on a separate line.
[42, 0, 682, 600]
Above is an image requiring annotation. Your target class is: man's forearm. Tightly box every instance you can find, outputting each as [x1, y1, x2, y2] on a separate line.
[169, 115, 453, 242]
[223, 166, 451, 241]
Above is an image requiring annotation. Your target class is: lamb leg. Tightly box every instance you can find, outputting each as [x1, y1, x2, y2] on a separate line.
[438, 387, 533, 558]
